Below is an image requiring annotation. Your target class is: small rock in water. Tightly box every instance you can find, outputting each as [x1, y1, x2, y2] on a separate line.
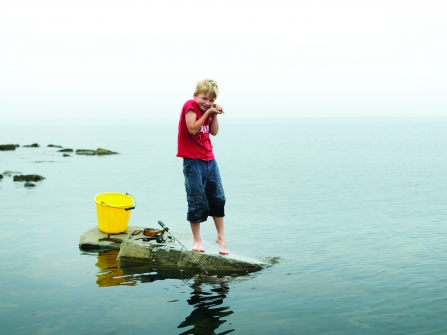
[48, 144, 63, 148]
[76, 149, 96, 155]
[0, 144, 19, 151]
[96, 148, 119, 155]
[2, 171, 21, 177]
[24, 182, 36, 188]
[13, 174, 46, 182]
[63, 154, 71, 157]
[58, 148, 73, 152]
[0, 174, 3, 180]
[23, 143, 40, 148]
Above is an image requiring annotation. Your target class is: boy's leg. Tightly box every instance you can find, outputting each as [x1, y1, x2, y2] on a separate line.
[183, 159, 208, 252]
[190, 222, 204, 252]
[206, 160, 228, 254]
[213, 216, 228, 255]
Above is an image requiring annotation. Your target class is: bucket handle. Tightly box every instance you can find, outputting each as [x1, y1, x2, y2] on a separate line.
[101, 193, 136, 211]
[125, 193, 136, 211]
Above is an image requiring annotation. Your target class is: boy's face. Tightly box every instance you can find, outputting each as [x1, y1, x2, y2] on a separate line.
[193, 93, 215, 112]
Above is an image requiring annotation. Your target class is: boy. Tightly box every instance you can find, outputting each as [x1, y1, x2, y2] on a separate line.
[177, 79, 228, 255]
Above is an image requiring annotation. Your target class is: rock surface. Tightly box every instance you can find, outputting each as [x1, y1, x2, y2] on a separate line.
[58, 148, 73, 152]
[0, 144, 18, 151]
[76, 149, 96, 155]
[23, 143, 40, 147]
[80, 226, 267, 273]
[48, 144, 63, 148]
[13, 174, 46, 182]
[96, 148, 119, 155]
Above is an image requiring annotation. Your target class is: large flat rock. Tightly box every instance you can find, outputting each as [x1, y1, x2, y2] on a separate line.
[79, 226, 266, 274]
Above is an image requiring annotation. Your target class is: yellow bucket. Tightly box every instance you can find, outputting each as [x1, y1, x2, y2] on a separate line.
[95, 193, 135, 234]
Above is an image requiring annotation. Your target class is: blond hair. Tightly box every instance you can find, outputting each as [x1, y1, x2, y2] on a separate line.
[195, 79, 219, 99]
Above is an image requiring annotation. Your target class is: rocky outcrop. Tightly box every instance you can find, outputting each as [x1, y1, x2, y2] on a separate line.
[96, 148, 119, 155]
[119, 238, 265, 273]
[75, 148, 119, 155]
[0, 144, 19, 151]
[76, 149, 96, 155]
[79, 226, 267, 273]
[13, 174, 45, 182]
[1, 144, 119, 154]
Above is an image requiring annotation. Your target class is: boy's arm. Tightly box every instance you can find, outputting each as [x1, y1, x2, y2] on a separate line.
[185, 108, 221, 136]
[209, 114, 219, 136]
[209, 103, 222, 136]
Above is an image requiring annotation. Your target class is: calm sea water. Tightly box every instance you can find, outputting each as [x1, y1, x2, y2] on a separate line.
[1, 117, 446, 335]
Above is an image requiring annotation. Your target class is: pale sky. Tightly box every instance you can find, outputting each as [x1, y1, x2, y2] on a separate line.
[1, 0, 446, 119]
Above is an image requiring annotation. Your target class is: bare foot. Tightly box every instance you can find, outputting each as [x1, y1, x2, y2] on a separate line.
[192, 241, 204, 252]
[190, 222, 204, 252]
[215, 237, 229, 255]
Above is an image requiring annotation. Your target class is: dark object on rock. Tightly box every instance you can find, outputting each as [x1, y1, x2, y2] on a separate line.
[58, 148, 73, 152]
[24, 182, 36, 188]
[48, 144, 63, 148]
[13, 174, 46, 182]
[96, 148, 119, 155]
[76, 149, 96, 155]
[23, 143, 40, 148]
[63, 154, 71, 157]
[0, 144, 18, 151]
[98, 237, 123, 243]
[2, 171, 21, 177]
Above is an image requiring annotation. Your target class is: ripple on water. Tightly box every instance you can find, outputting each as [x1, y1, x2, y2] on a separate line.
[33, 320, 66, 334]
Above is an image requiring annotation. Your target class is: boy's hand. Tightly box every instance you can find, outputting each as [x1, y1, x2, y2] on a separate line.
[211, 104, 225, 114]
[207, 107, 222, 116]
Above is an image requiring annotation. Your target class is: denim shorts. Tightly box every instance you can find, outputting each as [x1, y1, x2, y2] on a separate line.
[183, 158, 226, 223]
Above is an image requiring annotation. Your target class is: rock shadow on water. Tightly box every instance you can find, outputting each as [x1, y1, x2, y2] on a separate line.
[88, 249, 258, 335]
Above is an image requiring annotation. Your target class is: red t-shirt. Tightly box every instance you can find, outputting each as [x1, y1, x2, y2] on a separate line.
[177, 100, 215, 161]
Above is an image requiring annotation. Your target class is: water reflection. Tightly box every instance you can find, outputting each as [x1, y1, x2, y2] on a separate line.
[177, 277, 234, 335]
[95, 249, 136, 287]
[92, 252, 238, 334]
